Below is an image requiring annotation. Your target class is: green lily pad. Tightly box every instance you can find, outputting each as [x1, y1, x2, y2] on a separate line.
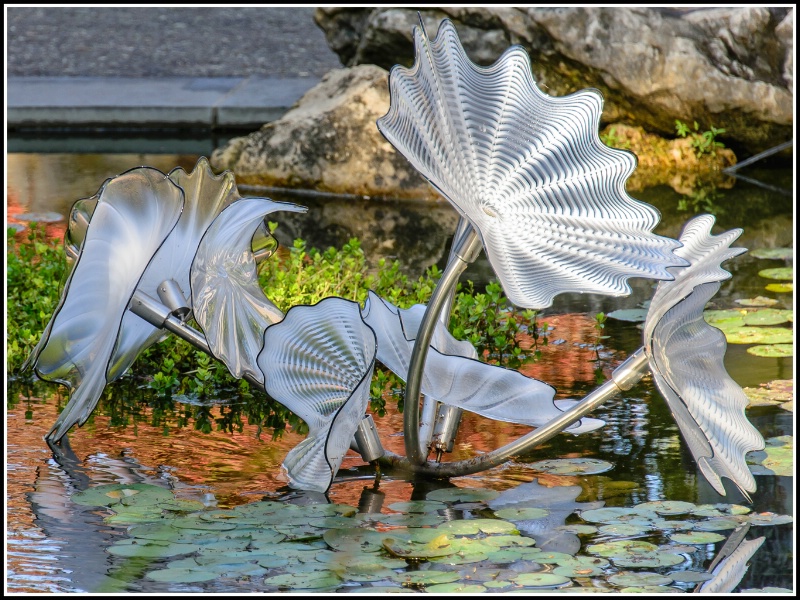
[750, 248, 794, 260]
[428, 551, 490, 565]
[494, 507, 549, 521]
[425, 488, 499, 503]
[437, 518, 518, 535]
[607, 308, 649, 322]
[650, 519, 694, 531]
[367, 513, 445, 527]
[634, 500, 696, 515]
[758, 267, 794, 280]
[579, 507, 657, 524]
[557, 524, 598, 535]
[746, 435, 794, 477]
[484, 548, 525, 563]
[740, 588, 795, 594]
[145, 567, 217, 583]
[107, 539, 198, 558]
[667, 571, 714, 583]
[765, 282, 793, 293]
[480, 534, 537, 548]
[71, 483, 174, 507]
[587, 540, 658, 556]
[743, 512, 794, 526]
[669, 531, 725, 544]
[483, 580, 514, 589]
[170, 516, 238, 531]
[526, 550, 575, 563]
[512, 572, 572, 587]
[552, 564, 605, 577]
[611, 551, 685, 568]
[382, 532, 456, 559]
[323, 527, 387, 552]
[263, 571, 341, 589]
[618, 585, 683, 593]
[608, 572, 674, 587]
[692, 503, 751, 517]
[598, 523, 650, 536]
[743, 380, 794, 405]
[389, 570, 461, 586]
[747, 344, 794, 357]
[387, 500, 447, 513]
[724, 326, 793, 345]
[703, 309, 747, 328]
[529, 458, 613, 475]
[735, 296, 780, 307]
[425, 583, 488, 593]
[103, 512, 165, 525]
[743, 308, 793, 325]
[693, 518, 739, 531]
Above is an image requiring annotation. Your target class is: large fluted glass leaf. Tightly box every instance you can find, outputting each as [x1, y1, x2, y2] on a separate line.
[107, 158, 242, 379]
[191, 197, 306, 382]
[23, 168, 184, 442]
[377, 18, 686, 309]
[361, 292, 603, 434]
[698, 536, 765, 593]
[257, 298, 377, 492]
[643, 215, 764, 497]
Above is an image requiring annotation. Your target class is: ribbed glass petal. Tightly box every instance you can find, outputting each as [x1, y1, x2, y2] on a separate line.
[361, 291, 603, 434]
[698, 536, 765, 593]
[107, 158, 241, 380]
[24, 168, 184, 442]
[257, 298, 377, 492]
[377, 18, 687, 309]
[191, 197, 306, 381]
[644, 215, 764, 497]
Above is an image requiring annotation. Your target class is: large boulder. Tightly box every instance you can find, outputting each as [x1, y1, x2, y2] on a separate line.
[315, 6, 793, 157]
[211, 65, 436, 200]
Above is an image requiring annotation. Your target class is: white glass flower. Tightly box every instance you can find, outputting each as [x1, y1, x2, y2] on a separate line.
[643, 215, 765, 498]
[377, 18, 687, 309]
[256, 298, 377, 492]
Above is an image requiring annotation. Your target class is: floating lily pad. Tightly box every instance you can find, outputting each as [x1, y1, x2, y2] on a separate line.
[579, 507, 657, 524]
[746, 436, 794, 477]
[437, 518, 518, 535]
[480, 534, 537, 548]
[483, 548, 525, 563]
[608, 572, 674, 587]
[387, 500, 447, 513]
[724, 327, 793, 345]
[758, 267, 794, 280]
[170, 516, 238, 531]
[618, 585, 683, 593]
[610, 551, 685, 568]
[743, 512, 794, 526]
[263, 571, 341, 589]
[691, 504, 751, 517]
[145, 567, 217, 583]
[512, 572, 572, 587]
[483, 580, 514, 589]
[323, 527, 387, 552]
[428, 551, 490, 565]
[693, 518, 739, 531]
[668, 531, 725, 544]
[750, 248, 794, 260]
[368, 513, 445, 527]
[635, 500, 696, 515]
[598, 523, 650, 536]
[743, 380, 794, 405]
[389, 570, 461, 586]
[765, 283, 793, 293]
[747, 344, 794, 357]
[740, 587, 794, 593]
[667, 571, 713, 583]
[15, 211, 64, 222]
[650, 519, 694, 531]
[71, 483, 173, 507]
[735, 296, 780, 307]
[494, 507, 549, 521]
[743, 308, 793, 325]
[107, 539, 198, 558]
[382, 533, 456, 559]
[529, 458, 613, 476]
[425, 488, 499, 503]
[587, 540, 658, 557]
[525, 550, 575, 563]
[425, 583, 487, 593]
[606, 308, 649, 322]
[557, 524, 598, 535]
[703, 309, 747, 328]
[552, 564, 605, 577]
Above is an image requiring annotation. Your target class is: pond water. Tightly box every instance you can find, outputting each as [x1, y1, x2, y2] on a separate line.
[6, 148, 795, 593]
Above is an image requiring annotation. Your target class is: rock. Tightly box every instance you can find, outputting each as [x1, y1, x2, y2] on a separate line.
[314, 7, 793, 157]
[211, 65, 437, 200]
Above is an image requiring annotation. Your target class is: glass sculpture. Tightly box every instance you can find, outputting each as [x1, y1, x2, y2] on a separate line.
[26, 18, 764, 500]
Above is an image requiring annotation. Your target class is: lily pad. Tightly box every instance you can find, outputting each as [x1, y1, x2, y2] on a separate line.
[608, 572, 674, 587]
[750, 248, 793, 260]
[747, 344, 793, 357]
[703, 309, 747, 328]
[606, 308, 649, 322]
[735, 296, 780, 307]
[579, 507, 657, 524]
[668, 531, 725, 544]
[323, 527, 387, 552]
[367, 513, 445, 527]
[387, 500, 447, 513]
[758, 267, 794, 280]
[618, 585, 683, 593]
[263, 571, 341, 589]
[389, 570, 461, 586]
[425, 488, 499, 503]
[634, 500, 696, 515]
[724, 326, 793, 345]
[107, 539, 198, 558]
[746, 436, 794, 477]
[765, 282, 793, 293]
[743, 308, 793, 325]
[71, 483, 173, 507]
[512, 572, 572, 587]
[494, 507, 549, 521]
[598, 523, 650, 536]
[552, 564, 605, 577]
[743, 380, 794, 405]
[667, 571, 713, 583]
[743, 512, 794, 526]
[382, 533, 456, 559]
[480, 534, 537, 548]
[145, 567, 217, 583]
[436, 518, 518, 535]
[693, 518, 739, 531]
[528, 458, 613, 476]
[557, 524, 598, 535]
[587, 540, 658, 557]
[691, 504, 751, 517]
[425, 583, 487, 593]
[610, 551, 685, 568]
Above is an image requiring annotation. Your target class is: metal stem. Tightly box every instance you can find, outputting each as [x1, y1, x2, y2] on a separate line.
[402, 225, 482, 465]
[386, 348, 649, 477]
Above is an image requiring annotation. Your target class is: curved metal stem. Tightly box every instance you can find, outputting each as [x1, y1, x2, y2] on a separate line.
[386, 348, 649, 477]
[403, 224, 482, 464]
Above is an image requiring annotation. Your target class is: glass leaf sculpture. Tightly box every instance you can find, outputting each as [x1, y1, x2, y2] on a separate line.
[257, 298, 377, 492]
[643, 215, 765, 497]
[361, 291, 603, 433]
[698, 536, 765, 593]
[191, 197, 306, 382]
[23, 168, 185, 442]
[376, 18, 687, 309]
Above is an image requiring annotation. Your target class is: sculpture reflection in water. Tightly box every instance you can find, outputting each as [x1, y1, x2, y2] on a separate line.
[26, 19, 764, 503]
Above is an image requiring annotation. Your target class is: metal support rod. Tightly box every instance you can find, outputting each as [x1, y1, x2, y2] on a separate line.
[417, 217, 473, 457]
[723, 140, 792, 173]
[402, 225, 482, 465]
[384, 348, 650, 477]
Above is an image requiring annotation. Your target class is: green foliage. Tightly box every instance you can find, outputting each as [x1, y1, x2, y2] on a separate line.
[7, 223, 544, 437]
[674, 119, 726, 158]
[599, 126, 630, 150]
